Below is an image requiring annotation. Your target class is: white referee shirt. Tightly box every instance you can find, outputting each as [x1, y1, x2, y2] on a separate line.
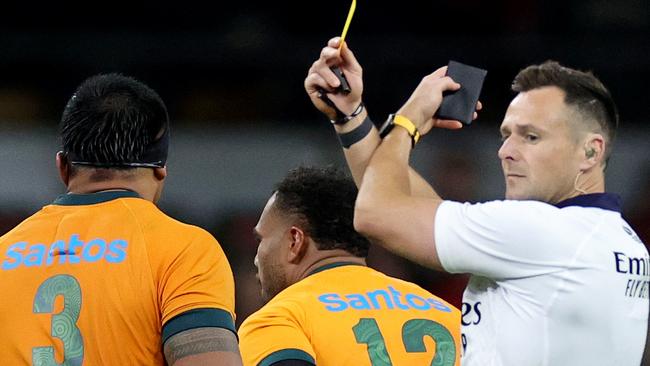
[435, 193, 648, 366]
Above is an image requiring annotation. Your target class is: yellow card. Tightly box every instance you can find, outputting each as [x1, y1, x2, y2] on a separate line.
[339, 0, 357, 50]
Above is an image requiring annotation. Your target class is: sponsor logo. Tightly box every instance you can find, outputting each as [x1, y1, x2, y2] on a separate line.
[613, 251, 650, 299]
[2, 234, 127, 270]
[318, 286, 452, 312]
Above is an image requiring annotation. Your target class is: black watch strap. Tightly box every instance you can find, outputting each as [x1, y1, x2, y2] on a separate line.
[378, 114, 395, 138]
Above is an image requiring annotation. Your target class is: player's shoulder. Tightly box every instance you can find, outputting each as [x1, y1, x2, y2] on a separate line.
[0, 207, 51, 244]
[121, 199, 218, 243]
[266, 276, 319, 310]
[239, 289, 305, 335]
[305, 263, 440, 296]
[241, 268, 348, 329]
[116, 201, 228, 268]
[238, 289, 316, 366]
[367, 266, 460, 313]
[153, 214, 215, 242]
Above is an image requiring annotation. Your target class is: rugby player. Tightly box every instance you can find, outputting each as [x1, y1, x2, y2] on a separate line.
[238, 166, 460, 366]
[0, 74, 242, 365]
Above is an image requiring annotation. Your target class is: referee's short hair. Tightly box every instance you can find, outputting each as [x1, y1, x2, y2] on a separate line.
[512, 61, 618, 164]
[60, 73, 169, 174]
[273, 166, 370, 258]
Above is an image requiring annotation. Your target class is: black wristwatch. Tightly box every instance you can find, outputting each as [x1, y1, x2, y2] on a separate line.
[378, 113, 421, 148]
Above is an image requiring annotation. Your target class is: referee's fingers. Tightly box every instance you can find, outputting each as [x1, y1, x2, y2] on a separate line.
[327, 37, 341, 48]
[431, 66, 448, 78]
[305, 73, 336, 93]
[320, 47, 344, 70]
[320, 46, 340, 61]
[435, 119, 464, 130]
[439, 76, 461, 92]
[340, 42, 361, 73]
[309, 56, 341, 89]
[321, 67, 342, 89]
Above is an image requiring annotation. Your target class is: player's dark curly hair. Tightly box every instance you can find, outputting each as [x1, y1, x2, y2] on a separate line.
[60, 73, 169, 171]
[512, 61, 618, 165]
[273, 166, 370, 257]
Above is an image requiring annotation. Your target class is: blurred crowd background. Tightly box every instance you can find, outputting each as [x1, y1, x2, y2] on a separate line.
[0, 1, 648, 329]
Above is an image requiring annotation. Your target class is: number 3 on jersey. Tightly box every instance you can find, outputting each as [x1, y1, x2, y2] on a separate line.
[353, 318, 456, 366]
[32, 274, 84, 366]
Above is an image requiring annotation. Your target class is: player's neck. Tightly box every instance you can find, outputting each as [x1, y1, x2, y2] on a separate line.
[66, 178, 158, 202]
[294, 250, 366, 282]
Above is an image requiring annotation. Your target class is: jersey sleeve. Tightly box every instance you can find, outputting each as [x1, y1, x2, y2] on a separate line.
[156, 228, 236, 340]
[434, 200, 577, 279]
[239, 303, 316, 366]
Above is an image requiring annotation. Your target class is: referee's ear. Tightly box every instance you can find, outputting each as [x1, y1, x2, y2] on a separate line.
[579, 133, 605, 171]
[56, 151, 70, 187]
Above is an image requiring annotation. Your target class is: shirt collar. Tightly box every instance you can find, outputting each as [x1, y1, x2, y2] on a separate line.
[307, 261, 364, 277]
[554, 193, 621, 212]
[52, 190, 141, 206]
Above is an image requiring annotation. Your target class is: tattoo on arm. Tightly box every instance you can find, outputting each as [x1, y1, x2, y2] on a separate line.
[164, 327, 240, 365]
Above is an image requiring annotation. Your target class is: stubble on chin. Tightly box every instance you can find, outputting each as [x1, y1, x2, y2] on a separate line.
[260, 263, 288, 303]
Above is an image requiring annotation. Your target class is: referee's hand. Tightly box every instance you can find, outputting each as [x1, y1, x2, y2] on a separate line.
[398, 67, 482, 136]
[305, 37, 363, 120]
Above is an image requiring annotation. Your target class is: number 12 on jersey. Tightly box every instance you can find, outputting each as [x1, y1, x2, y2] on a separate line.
[352, 318, 456, 366]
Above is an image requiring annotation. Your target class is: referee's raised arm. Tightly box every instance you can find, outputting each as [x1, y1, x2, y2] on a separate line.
[303, 38, 469, 199]
[353, 69, 466, 271]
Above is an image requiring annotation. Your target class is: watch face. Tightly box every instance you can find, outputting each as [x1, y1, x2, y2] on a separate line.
[379, 114, 396, 138]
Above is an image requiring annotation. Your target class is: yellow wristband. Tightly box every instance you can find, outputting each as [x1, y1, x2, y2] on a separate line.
[393, 115, 421, 146]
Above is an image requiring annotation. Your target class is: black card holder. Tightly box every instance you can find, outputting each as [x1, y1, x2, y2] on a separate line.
[435, 61, 487, 125]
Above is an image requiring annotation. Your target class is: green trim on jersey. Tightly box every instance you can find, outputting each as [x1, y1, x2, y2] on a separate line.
[307, 261, 364, 277]
[53, 191, 141, 206]
[259, 348, 316, 366]
[162, 308, 236, 344]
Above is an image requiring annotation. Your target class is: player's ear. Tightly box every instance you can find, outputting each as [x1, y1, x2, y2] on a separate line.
[287, 226, 307, 264]
[56, 151, 70, 186]
[154, 166, 167, 181]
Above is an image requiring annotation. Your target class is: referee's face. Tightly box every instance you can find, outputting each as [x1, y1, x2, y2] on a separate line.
[498, 86, 584, 203]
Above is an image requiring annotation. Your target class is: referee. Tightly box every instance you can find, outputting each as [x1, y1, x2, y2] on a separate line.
[305, 37, 649, 365]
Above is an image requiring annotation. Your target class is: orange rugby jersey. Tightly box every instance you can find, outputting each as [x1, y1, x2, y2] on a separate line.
[0, 191, 235, 365]
[239, 263, 461, 366]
